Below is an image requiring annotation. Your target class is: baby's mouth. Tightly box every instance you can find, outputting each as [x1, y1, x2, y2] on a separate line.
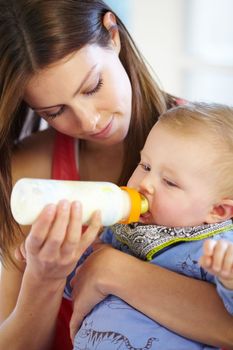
[139, 211, 153, 224]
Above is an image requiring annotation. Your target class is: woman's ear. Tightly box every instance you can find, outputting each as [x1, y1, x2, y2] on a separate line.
[205, 199, 233, 223]
[103, 12, 121, 54]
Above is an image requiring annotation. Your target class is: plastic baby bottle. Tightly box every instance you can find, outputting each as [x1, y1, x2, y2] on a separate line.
[10, 178, 149, 226]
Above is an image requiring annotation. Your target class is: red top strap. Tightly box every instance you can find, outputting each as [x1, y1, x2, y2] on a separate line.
[51, 131, 78, 350]
[52, 131, 80, 180]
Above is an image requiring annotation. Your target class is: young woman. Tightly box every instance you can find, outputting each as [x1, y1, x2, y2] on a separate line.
[0, 1, 232, 349]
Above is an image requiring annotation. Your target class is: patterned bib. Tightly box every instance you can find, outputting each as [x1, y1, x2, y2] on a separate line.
[111, 220, 233, 260]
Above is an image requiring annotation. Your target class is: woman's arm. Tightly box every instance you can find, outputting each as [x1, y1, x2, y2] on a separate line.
[0, 129, 67, 349]
[0, 262, 66, 350]
[0, 201, 101, 350]
[70, 245, 233, 349]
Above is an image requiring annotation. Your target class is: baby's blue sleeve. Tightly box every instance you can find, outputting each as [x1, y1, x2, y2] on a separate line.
[100, 227, 114, 244]
[100, 226, 133, 254]
[64, 246, 94, 300]
[215, 277, 233, 315]
[64, 228, 121, 300]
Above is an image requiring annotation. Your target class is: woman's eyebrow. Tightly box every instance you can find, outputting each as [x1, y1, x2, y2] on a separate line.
[30, 64, 97, 110]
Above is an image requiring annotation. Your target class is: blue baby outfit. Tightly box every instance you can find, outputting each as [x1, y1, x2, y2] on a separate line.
[70, 220, 233, 350]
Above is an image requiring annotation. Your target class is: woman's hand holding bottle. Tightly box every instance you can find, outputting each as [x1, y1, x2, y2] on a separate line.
[15, 200, 102, 284]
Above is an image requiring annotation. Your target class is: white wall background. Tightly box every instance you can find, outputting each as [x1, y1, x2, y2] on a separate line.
[107, 0, 233, 104]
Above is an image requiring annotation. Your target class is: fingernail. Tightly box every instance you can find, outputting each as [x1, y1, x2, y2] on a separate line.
[213, 267, 220, 272]
[46, 204, 56, 215]
[221, 270, 230, 277]
[60, 200, 69, 210]
[74, 201, 81, 209]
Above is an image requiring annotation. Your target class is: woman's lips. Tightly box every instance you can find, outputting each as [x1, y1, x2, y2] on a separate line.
[90, 117, 113, 139]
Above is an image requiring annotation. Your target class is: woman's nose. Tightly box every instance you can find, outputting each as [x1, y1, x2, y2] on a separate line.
[72, 103, 100, 133]
[79, 113, 100, 133]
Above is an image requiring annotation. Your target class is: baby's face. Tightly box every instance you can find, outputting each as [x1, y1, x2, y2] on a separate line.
[128, 122, 220, 227]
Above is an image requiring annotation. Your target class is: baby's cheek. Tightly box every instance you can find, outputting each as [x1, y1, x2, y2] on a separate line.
[153, 200, 181, 226]
[150, 203, 157, 221]
[150, 200, 165, 223]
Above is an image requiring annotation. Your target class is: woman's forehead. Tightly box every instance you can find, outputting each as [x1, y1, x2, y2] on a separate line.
[24, 46, 104, 102]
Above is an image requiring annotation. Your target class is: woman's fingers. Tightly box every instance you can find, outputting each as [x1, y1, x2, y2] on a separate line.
[78, 210, 102, 254]
[25, 203, 57, 255]
[60, 205, 102, 261]
[43, 200, 72, 256]
[26, 200, 101, 259]
[61, 201, 82, 256]
[19, 200, 102, 282]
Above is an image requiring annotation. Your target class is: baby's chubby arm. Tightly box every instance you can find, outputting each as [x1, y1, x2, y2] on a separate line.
[199, 239, 233, 289]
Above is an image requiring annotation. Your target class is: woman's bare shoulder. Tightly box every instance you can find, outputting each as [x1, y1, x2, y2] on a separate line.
[12, 128, 56, 183]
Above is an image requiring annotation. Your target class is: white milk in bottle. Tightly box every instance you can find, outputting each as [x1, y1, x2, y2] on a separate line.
[11, 178, 149, 226]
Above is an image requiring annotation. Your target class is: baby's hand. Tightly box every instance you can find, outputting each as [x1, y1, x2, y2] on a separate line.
[199, 239, 233, 289]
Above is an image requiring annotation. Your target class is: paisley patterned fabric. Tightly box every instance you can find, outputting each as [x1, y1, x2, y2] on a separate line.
[111, 220, 233, 260]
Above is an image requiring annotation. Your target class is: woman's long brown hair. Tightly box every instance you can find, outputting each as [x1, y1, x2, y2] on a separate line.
[0, 0, 176, 264]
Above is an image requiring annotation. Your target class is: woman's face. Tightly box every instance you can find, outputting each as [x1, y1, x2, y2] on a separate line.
[24, 44, 132, 146]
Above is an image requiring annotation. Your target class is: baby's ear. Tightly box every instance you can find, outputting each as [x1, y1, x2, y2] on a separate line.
[205, 199, 233, 223]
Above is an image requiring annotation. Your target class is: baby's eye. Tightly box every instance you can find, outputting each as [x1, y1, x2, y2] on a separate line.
[139, 163, 151, 172]
[163, 178, 178, 187]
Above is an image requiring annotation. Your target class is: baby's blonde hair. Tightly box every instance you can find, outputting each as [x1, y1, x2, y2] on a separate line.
[158, 102, 233, 198]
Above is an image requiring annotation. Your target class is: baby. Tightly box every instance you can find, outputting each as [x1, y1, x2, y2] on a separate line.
[127, 102, 233, 290]
[72, 102, 233, 350]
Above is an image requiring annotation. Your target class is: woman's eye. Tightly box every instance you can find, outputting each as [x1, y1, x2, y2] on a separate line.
[39, 105, 65, 119]
[84, 77, 103, 96]
[139, 163, 151, 172]
[163, 178, 178, 187]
